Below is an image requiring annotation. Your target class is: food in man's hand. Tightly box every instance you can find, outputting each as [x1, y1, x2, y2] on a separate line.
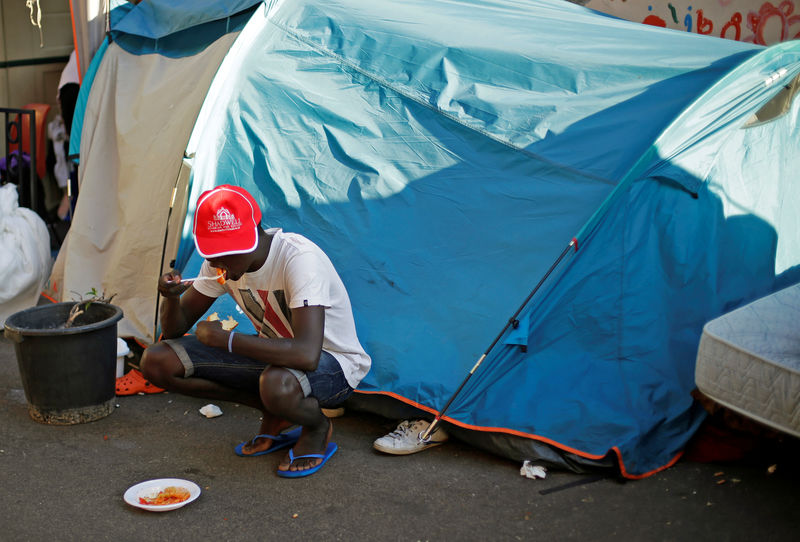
[206, 312, 238, 331]
[138, 486, 191, 506]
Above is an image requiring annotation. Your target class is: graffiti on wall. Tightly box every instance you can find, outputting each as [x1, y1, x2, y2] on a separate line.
[581, 0, 800, 45]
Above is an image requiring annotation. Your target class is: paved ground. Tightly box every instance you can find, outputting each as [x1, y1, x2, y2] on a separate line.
[2, 332, 799, 541]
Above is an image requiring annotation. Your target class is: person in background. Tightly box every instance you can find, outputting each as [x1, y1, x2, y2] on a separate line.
[50, 50, 79, 220]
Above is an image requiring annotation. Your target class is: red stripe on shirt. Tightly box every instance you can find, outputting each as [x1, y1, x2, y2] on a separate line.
[257, 290, 293, 338]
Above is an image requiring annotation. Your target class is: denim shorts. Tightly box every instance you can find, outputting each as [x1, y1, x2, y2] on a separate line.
[163, 335, 353, 408]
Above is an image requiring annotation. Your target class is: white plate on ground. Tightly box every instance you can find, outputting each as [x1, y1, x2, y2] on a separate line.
[123, 478, 201, 512]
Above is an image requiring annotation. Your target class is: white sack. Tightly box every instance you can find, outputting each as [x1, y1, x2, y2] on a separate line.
[0, 184, 51, 326]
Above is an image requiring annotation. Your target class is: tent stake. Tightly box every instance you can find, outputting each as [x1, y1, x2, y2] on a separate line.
[419, 237, 578, 442]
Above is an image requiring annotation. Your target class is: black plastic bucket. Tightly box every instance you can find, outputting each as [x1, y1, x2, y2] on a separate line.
[4, 302, 123, 425]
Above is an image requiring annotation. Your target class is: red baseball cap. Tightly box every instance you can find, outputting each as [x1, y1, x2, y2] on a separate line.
[193, 184, 262, 258]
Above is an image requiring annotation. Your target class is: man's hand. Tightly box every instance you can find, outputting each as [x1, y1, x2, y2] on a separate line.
[158, 270, 192, 298]
[196, 320, 228, 350]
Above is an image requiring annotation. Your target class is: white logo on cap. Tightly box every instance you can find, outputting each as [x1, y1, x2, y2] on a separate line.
[208, 206, 242, 233]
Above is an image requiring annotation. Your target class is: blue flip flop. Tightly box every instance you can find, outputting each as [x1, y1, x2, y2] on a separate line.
[234, 427, 302, 457]
[277, 442, 338, 478]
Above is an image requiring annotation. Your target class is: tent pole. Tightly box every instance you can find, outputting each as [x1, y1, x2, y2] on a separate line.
[419, 237, 577, 442]
[153, 183, 180, 342]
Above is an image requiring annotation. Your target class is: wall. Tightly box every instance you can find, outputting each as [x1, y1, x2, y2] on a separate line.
[1, 0, 73, 148]
[579, 0, 800, 45]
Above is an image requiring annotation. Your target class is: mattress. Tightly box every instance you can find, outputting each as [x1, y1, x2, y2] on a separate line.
[695, 282, 800, 438]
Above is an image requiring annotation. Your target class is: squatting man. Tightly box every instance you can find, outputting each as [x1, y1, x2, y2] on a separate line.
[140, 184, 371, 477]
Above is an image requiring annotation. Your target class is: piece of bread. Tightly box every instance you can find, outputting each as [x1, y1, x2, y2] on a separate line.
[221, 315, 238, 331]
[206, 312, 238, 331]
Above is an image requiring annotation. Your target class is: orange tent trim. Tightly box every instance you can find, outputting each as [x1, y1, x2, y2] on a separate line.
[355, 389, 684, 479]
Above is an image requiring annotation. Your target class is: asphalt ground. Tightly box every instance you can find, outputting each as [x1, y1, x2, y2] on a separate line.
[2, 333, 800, 541]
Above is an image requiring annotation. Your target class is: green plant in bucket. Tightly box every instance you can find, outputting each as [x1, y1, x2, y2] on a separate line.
[65, 288, 117, 328]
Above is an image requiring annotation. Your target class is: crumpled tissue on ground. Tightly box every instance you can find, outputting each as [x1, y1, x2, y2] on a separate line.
[199, 404, 223, 418]
[520, 460, 547, 479]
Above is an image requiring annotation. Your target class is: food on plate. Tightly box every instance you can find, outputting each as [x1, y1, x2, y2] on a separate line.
[138, 486, 191, 506]
[206, 312, 238, 331]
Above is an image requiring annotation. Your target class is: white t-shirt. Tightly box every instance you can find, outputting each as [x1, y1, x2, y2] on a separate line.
[193, 228, 371, 389]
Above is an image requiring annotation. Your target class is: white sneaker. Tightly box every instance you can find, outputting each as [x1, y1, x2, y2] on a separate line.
[373, 419, 449, 455]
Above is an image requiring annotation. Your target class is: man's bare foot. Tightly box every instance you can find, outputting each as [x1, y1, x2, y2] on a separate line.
[239, 415, 293, 455]
[278, 417, 333, 473]
[239, 436, 277, 456]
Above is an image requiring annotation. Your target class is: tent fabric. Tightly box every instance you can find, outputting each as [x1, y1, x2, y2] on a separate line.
[67, 0, 255, 158]
[575, 46, 800, 250]
[57, 0, 800, 477]
[48, 32, 240, 340]
[110, 0, 260, 40]
[68, 37, 108, 160]
[69, 0, 107, 83]
[109, 0, 258, 58]
[67, 0, 257, 154]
